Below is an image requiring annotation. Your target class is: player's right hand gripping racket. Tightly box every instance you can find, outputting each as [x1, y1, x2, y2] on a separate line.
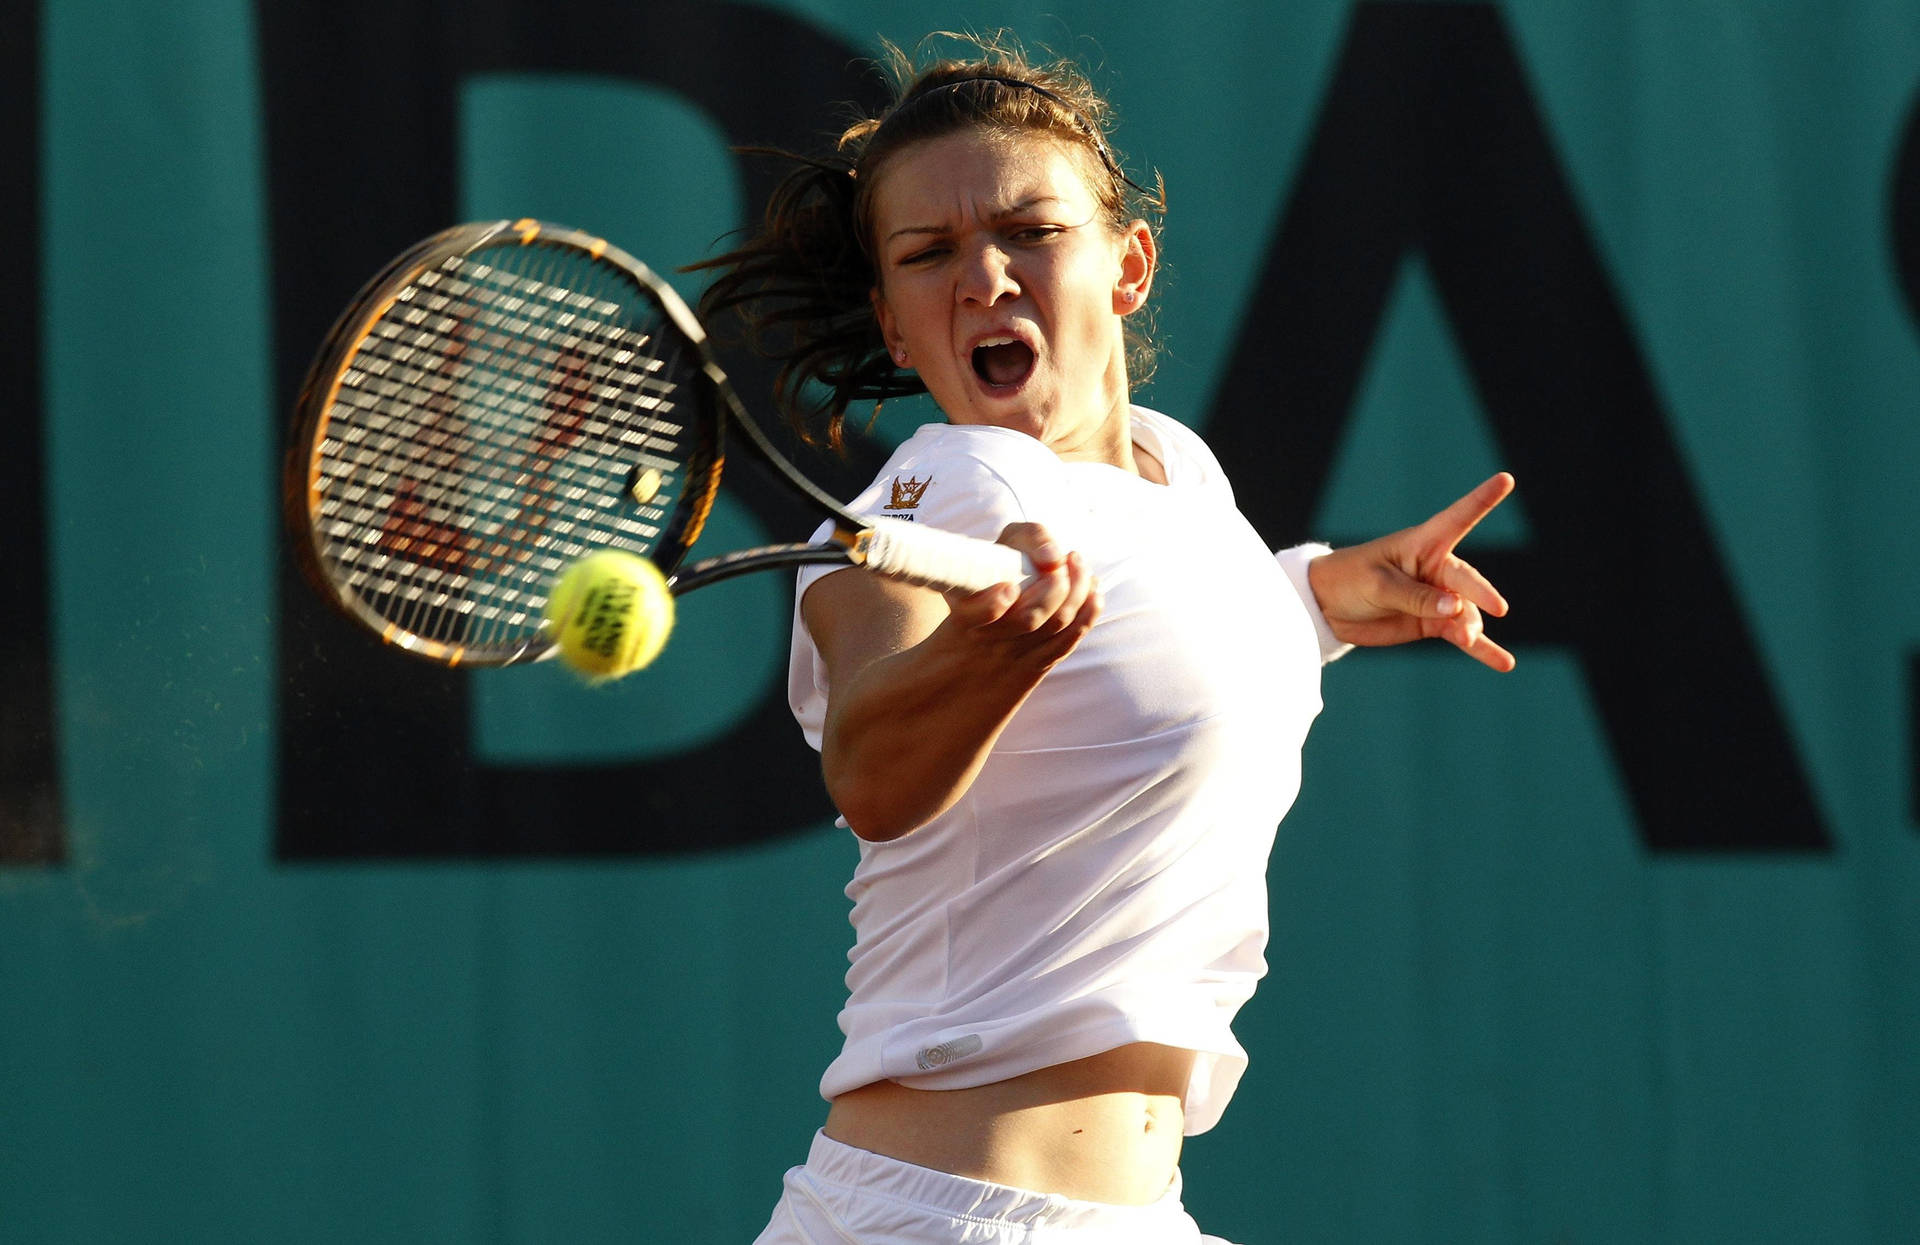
[284, 218, 1026, 668]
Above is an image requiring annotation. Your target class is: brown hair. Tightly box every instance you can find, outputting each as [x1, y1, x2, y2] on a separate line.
[691, 33, 1165, 449]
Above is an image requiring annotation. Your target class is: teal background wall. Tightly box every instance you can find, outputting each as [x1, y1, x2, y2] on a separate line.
[4, 1, 1918, 1241]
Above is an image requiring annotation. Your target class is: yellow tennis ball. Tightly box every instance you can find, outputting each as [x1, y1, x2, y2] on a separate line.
[545, 550, 675, 680]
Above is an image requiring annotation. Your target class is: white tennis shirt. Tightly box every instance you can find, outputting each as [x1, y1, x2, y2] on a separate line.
[789, 407, 1346, 1135]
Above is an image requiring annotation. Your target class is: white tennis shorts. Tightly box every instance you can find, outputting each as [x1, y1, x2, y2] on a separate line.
[751, 1131, 1243, 1244]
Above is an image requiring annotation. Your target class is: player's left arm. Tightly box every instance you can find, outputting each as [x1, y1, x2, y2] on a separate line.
[1304, 472, 1517, 672]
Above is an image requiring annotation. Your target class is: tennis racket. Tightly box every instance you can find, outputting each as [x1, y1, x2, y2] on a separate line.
[284, 218, 1025, 667]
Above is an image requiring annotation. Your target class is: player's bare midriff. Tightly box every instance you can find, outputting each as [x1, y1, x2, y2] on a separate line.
[821, 1041, 1194, 1206]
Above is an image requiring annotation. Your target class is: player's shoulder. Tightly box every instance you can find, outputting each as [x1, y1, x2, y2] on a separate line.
[850, 423, 1062, 529]
[1129, 405, 1229, 490]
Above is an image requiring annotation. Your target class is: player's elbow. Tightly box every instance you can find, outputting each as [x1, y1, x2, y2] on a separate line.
[822, 703, 983, 842]
[824, 753, 946, 843]
[843, 812, 916, 844]
[828, 775, 922, 843]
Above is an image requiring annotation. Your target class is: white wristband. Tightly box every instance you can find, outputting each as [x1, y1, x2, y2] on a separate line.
[1274, 542, 1354, 665]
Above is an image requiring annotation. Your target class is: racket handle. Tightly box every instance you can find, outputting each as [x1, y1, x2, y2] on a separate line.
[859, 522, 1030, 593]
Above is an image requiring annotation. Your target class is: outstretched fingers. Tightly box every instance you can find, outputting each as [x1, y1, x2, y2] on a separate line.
[1415, 474, 1515, 663]
[1422, 472, 1516, 557]
[1433, 552, 1510, 620]
[1309, 474, 1518, 670]
[1432, 598, 1517, 672]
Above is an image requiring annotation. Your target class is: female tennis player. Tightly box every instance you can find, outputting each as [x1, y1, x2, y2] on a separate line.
[700, 34, 1514, 1243]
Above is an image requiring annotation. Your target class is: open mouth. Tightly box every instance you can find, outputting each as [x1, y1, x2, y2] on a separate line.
[970, 337, 1036, 389]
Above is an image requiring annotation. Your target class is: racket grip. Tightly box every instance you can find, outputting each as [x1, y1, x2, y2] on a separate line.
[860, 522, 1030, 593]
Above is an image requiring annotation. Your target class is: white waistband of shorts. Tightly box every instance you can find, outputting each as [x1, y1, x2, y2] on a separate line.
[802, 1131, 1189, 1229]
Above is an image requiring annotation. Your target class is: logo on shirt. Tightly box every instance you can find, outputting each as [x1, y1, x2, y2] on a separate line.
[914, 1033, 983, 1071]
[883, 474, 932, 512]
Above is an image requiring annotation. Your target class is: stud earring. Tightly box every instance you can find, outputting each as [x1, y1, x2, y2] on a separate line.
[1121, 290, 1137, 305]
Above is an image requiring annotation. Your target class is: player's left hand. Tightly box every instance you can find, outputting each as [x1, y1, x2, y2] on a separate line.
[1306, 472, 1516, 671]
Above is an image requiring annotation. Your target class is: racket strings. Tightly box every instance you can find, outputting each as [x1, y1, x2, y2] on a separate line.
[313, 248, 704, 653]
[355, 299, 672, 643]
[359, 270, 674, 541]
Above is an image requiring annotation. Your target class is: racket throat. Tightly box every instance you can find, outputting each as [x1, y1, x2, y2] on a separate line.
[840, 525, 877, 563]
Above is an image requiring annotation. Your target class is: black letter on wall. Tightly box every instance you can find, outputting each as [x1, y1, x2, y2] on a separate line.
[1895, 90, 1920, 828]
[1206, 2, 1830, 852]
[1, 0, 63, 865]
[261, 0, 888, 857]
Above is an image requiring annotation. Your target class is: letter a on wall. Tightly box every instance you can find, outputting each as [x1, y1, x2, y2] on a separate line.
[1206, 2, 1829, 853]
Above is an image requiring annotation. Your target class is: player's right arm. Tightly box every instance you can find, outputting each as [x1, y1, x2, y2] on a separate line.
[804, 524, 1099, 842]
